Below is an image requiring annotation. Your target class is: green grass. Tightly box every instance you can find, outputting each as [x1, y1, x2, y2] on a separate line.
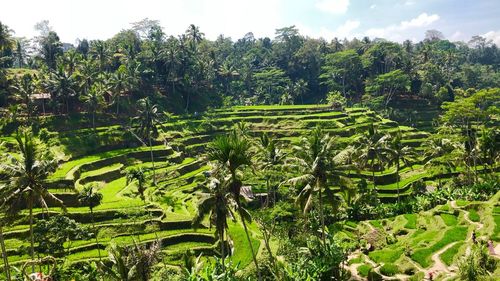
[440, 214, 458, 226]
[227, 221, 260, 269]
[404, 214, 417, 229]
[368, 248, 403, 263]
[379, 263, 399, 276]
[468, 209, 480, 222]
[357, 264, 372, 277]
[440, 242, 464, 266]
[411, 226, 468, 267]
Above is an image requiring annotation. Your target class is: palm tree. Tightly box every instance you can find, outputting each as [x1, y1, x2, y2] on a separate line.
[133, 98, 160, 184]
[283, 127, 352, 244]
[90, 40, 109, 71]
[44, 66, 77, 114]
[125, 167, 146, 202]
[0, 186, 17, 281]
[256, 133, 285, 207]
[185, 24, 204, 48]
[0, 22, 13, 52]
[192, 178, 235, 271]
[206, 131, 261, 279]
[355, 125, 391, 189]
[77, 184, 103, 261]
[11, 74, 36, 120]
[108, 71, 130, 115]
[0, 132, 64, 272]
[424, 137, 459, 188]
[80, 82, 105, 131]
[386, 132, 416, 203]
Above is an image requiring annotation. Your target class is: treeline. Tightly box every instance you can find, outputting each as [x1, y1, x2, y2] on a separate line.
[0, 20, 500, 117]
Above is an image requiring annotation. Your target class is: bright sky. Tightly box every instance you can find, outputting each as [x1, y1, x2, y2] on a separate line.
[1, 0, 499, 45]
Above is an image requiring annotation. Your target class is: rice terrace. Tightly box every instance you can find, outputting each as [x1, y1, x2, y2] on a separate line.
[0, 1, 499, 280]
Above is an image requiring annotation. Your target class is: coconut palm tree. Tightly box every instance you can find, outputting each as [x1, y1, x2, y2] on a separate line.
[108, 71, 130, 115]
[126, 167, 147, 202]
[11, 74, 36, 120]
[283, 127, 352, 245]
[44, 66, 77, 114]
[386, 132, 416, 203]
[133, 98, 160, 184]
[355, 125, 391, 189]
[0, 188, 16, 281]
[192, 178, 236, 271]
[256, 133, 286, 206]
[80, 82, 106, 131]
[0, 131, 64, 272]
[424, 137, 459, 188]
[77, 184, 103, 261]
[206, 131, 261, 280]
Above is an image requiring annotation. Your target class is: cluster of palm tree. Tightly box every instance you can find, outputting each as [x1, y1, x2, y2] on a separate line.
[192, 125, 419, 277]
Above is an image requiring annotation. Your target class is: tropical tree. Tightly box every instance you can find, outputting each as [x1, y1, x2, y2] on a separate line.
[424, 136, 460, 188]
[0, 132, 64, 271]
[80, 82, 106, 131]
[108, 70, 130, 115]
[206, 131, 261, 279]
[44, 66, 77, 114]
[0, 188, 16, 281]
[125, 167, 146, 202]
[283, 127, 352, 244]
[11, 74, 36, 120]
[355, 125, 391, 189]
[77, 184, 103, 260]
[133, 97, 161, 184]
[192, 178, 236, 271]
[256, 133, 286, 206]
[386, 132, 416, 203]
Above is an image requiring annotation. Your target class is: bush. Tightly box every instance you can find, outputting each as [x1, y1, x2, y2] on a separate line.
[379, 263, 399, 276]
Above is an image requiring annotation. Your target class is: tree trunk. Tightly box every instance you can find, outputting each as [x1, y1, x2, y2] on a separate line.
[116, 95, 120, 116]
[29, 196, 35, 273]
[92, 111, 95, 132]
[91, 208, 102, 262]
[0, 225, 11, 281]
[372, 162, 376, 190]
[220, 227, 225, 272]
[396, 162, 400, 204]
[240, 210, 261, 281]
[318, 179, 326, 245]
[149, 135, 156, 185]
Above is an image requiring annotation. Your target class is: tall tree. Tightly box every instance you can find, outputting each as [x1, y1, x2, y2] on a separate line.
[80, 82, 106, 130]
[386, 132, 416, 203]
[133, 98, 161, 184]
[207, 131, 261, 280]
[0, 132, 64, 271]
[77, 184, 103, 261]
[192, 178, 235, 272]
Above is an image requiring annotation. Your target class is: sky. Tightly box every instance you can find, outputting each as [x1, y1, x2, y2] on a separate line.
[1, 0, 499, 45]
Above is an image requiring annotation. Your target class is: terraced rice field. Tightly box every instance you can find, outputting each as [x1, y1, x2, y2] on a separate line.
[1, 105, 495, 270]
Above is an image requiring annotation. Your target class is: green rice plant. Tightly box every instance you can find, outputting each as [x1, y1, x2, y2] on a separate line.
[440, 242, 464, 266]
[411, 226, 468, 267]
[468, 209, 480, 222]
[404, 214, 417, 229]
[440, 214, 458, 226]
[357, 264, 372, 277]
[369, 249, 403, 263]
[379, 263, 399, 276]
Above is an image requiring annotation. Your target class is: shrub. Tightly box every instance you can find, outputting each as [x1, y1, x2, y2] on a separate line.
[379, 263, 399, 276]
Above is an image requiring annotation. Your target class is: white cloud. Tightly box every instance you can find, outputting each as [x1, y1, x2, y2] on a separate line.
[370, 4, 377, 9]
[404, 0, 416, 6]
[315, 0, 350, 14]
[450, 31, 464, 41]
[483, 30, 500, 46]
[298, 19, 360, 40]
[364, 13, 439, 40]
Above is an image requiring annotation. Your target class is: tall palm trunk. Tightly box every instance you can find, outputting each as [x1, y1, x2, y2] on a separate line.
[396, 161, 400, 204]
[0, 225, 11, 281]
[318, 179, 326, 245]
[219, 228, 225, 272]
[90, 207, 102, 262]
[240, 209, 261, 281]
[149, 135, 156, 185]
[28, 196, 35, 273]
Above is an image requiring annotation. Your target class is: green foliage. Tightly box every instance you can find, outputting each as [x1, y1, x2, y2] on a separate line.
[357, 264, 372, 277]
[403, 214, 417, 229]
[379, 263, 399, 276]
[440, 213, 458, 226]
[34, 215, 90, 256]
